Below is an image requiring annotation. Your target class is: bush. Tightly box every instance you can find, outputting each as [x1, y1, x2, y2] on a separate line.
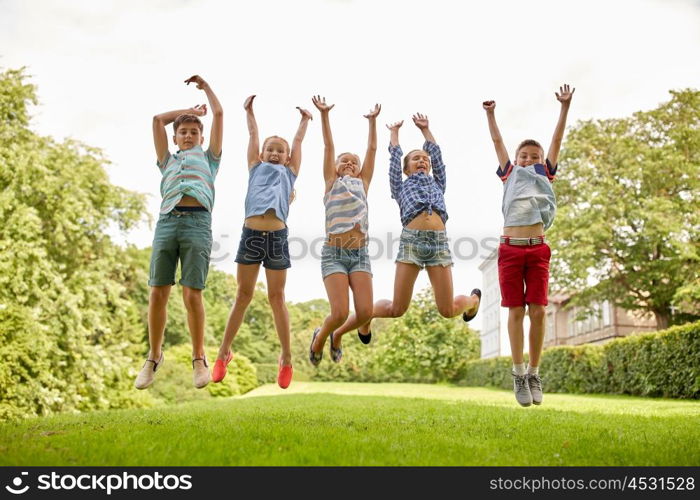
[460, 321, 700, 398]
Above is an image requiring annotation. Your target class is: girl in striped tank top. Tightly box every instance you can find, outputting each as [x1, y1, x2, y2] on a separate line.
[308, 96, 380, 365]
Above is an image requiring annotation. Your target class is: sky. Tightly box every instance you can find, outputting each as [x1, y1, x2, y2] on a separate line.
[2, 0, 700, 335]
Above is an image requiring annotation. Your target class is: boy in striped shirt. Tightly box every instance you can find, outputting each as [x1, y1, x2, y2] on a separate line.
[135, 75, 223, 391]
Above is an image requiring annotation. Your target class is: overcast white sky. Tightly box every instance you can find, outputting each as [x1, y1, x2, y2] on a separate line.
[2, 0, 699, 334]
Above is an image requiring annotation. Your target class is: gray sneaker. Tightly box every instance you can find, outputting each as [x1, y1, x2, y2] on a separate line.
[134, 352, 164, 390]
[528, 373, 543, 405]
[512, 372, 533, 407]
[192, 357, 210, 389]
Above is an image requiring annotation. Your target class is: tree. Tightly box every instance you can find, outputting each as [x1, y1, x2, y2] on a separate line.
[0, 68, 151, 418]
[549, 89, 700, 329]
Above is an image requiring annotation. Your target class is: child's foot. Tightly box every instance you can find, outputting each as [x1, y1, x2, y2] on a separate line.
[462, 289, 481, 322]
[134, 352, 164, 390]
[192, 356, 210, 389]
[309, 328, 323, 366]
[212, 351, 233, 383]
[512, 372, 532, 407]
[528, 373, 543, 405]
[329, 331, 343, 363]
[357, 329, 372, 344]
[278, 357, 293, 389]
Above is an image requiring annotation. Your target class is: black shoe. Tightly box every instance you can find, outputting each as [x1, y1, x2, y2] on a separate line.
[357, 330, 372, 344]
[462, 288, 481, 322]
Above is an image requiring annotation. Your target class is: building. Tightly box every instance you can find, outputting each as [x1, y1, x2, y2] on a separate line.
[478, 248, 657, 358]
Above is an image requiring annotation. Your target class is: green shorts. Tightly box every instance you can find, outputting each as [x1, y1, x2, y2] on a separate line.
[148, 210, 213, 290]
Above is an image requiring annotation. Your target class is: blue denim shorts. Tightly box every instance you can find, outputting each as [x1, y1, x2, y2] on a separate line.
[235, 226, 291, 270]
[395, 227, 453, 269]
[321, 244, 372, 279]
[149, 209, 213, 289]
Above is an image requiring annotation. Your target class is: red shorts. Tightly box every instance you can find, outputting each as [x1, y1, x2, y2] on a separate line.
[498, 242, 551, 307]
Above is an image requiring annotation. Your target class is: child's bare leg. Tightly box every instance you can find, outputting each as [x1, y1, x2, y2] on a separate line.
[527, 304, 546, 367]
[182, 286, 206, 358]
[363, 262, 421, 332]
[508, 306, 527, 364]
[313, 273, 350, 352]
[332, 272, 373, 345]
[147, 285, 171, 359]
[265, 268, 291, 366]
[426, 265, 479, 318]
[217, 263, 260, 360]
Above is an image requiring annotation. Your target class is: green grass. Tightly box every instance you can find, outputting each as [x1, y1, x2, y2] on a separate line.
[1, 382, 699, 466]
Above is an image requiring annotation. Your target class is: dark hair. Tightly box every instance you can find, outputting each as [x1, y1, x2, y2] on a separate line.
[173, 114, 204, 134]
[515, 139, 543, 158]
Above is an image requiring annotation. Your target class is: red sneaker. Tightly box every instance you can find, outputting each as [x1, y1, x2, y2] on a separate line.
[277, 359, 293, 389]
[212, 351, 233, 383]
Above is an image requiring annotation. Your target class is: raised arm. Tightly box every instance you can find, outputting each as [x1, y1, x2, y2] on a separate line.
[360, 103, 381, 192]
[312, 95, 336, 190]
[387, 120, 404, 200]
[412, 112, 436, 144]
[414, 114, 446, 192]
[546, 84, 575, 167]
[288, 106, 313, 176]
[243, 95, 260, 168]
[482, 101, 510, 169]
[185, 75, 223, 157]
[152, 104, 206, 165]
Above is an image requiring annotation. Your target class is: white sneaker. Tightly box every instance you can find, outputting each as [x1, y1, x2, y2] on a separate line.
[512, 372, 533, 407]
[134, 352, 164, 390]
[528, 373, 543, 405]
[193, 357, 210, 389]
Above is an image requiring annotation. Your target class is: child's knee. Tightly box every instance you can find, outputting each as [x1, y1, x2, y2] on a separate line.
[267, 289, 286, 305]
[509, 306, 526, 321]
[329, 309, 349, 326]
[354, 307, 373, 326]
[150, 286, 171, 304]
[182, 287, 203, 308]
[528, 304, 546, 322]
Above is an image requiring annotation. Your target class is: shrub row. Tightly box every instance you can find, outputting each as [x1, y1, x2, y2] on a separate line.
[459, 321, 700, 399]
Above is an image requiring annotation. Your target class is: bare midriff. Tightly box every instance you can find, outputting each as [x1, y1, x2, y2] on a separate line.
[327, 224, 366, 248]
[176, 195, 203, 207]
[503, 223, 545, 238]
[405, 211, 446, 231]
[245, 209, 286, 231]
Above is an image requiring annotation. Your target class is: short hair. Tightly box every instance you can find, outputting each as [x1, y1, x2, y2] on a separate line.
[262, 135, 290, 153]
[515, 139, 544, 158]
[173, 114, 203, 134]
[403, 149, 429, 174]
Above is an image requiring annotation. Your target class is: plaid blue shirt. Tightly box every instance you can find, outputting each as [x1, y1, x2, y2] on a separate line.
[389, 141, 448, 227]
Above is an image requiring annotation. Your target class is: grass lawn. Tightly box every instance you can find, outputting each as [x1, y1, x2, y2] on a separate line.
[1, 382, 698, 466]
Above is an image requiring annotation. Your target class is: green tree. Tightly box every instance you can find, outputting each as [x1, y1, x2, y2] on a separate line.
[0, 68, 151, 418]
[549, 89, 700, 329]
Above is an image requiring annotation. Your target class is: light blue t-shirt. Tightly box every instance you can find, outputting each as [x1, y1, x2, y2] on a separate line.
[497, 160, 557, 230]
[244, 162, 297, 223]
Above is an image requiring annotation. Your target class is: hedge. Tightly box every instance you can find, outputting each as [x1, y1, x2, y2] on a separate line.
[459, 321, 700, 399]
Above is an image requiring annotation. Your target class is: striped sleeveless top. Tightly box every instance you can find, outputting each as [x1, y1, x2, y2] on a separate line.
[324, 176, 368, 236]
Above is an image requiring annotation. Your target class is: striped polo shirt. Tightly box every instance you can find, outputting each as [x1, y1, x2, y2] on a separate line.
[157, 145, 221, 214]
[324, 175, 368, 236]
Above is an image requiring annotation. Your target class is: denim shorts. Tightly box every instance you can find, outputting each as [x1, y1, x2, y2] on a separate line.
[149, 210, 213, 289]
[235, 226, 291, 270]
[395, 227, 453, 269]
[321, 244, 372, 279]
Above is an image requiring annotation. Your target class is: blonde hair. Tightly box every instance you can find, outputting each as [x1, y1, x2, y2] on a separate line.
[336, 152, 361, 166]
[403, 149, 430, 174]
[262, 135, 290, 154]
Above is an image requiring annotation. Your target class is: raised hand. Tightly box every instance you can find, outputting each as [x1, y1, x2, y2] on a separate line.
[386, 120, 404, 132]
[364, 103, 381, 120]
[312, 95, 335, 113]
[412, 113, 429, 130]
[243, 95, 256, 112]
[184, 75, 208, 90]
[555, 84, 575, 104]
[297, 107, 313, 120]
[190, 104, 207, 116]
[482, 100, 496, 112]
